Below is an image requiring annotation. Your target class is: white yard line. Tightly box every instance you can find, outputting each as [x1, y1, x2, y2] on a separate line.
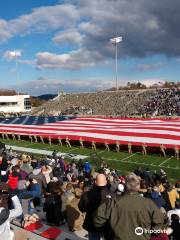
[103, 156, 178, 170]
[159, 156, 173, 166]
[101, 153, 137, 162]
[98, 150, 106, 154]
[120, 153, 137, 162]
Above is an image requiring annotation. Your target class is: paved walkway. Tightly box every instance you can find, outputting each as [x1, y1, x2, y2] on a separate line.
[6, 145, 88, 160]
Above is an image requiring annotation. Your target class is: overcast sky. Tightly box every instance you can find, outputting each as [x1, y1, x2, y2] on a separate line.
[0, 0, 180, 95]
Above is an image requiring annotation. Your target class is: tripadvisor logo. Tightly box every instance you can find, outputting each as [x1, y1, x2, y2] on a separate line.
[135, 227, 166, 235]
[135, 227, 144, 236]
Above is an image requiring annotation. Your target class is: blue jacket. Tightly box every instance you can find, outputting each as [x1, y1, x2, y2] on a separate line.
[84, 162, 91, 173]
[150, 192, 163, 208]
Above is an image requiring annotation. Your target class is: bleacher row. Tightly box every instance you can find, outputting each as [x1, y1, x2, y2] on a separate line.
[0, 116, 74, 125]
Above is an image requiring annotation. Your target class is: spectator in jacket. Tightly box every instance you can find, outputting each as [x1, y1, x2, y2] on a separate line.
[170, 214, 180, 240]
[94, 173, 164, 240]
[19, 178, 41, 214]
[20, 156, 33, 175]
[8, 166, 22, 195]
[0, 194, 22, 240]
[28, 166, 47, 193]
[167, 201, 180, 224]
[167, 184, 179, 209]
[79, 173, 114, 240]
[150, 186, 163, 208]
[66, 188, 85, 232]
[84, 161, 91, 176]
[43, 183, 64, 225]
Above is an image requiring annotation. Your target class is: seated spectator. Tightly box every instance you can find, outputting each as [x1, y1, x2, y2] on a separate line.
[167, 184, 179, 209]
[84, 161, 91, 176]
[8, 166, 22, 195]
[41, 165, 52, 184]
[167, 201, 180, 224]
[28, 165, 47, 193]
[20, 155, 33, 175]
[61, 183, 75, 217]
[150, 186, 164, 208]
[66, 188, 85, 232]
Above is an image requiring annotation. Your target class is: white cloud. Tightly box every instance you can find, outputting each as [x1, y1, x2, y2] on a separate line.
[53, 28, 84, 45]
[0, 4, 79, 42]
[10, 77, 115, 95]
[1, 0, 180, 73]
[4, 50, 22, 60]
[35, 48, 104, 69]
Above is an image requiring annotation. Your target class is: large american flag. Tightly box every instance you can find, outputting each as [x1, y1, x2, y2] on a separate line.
[0, 117, 180, 148]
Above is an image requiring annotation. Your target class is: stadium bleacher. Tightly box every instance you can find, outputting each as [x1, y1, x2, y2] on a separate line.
[32, 88, 180, 116]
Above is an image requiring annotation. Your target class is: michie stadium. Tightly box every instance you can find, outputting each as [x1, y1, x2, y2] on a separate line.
[0, 88, 179, 240]
[0, 1, 180, 239]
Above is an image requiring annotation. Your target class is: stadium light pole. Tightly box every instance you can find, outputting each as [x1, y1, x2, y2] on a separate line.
[110, 36, 123, 90]
[14, 50, 20, 95]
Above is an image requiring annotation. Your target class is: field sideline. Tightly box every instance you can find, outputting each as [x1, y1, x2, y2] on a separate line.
[1, 138, 180, 182]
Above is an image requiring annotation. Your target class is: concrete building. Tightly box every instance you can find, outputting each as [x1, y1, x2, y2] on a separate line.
[0, 95, 31, 113]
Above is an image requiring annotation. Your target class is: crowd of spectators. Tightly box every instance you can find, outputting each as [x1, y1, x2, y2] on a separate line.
[34, 88, 180, 117]
[0, 144, 179, 240]
[0, 112, 23, 118]
[136, 89, 180, 117]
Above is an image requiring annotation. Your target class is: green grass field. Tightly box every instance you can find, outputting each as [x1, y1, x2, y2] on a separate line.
[1, 138, 180, 182]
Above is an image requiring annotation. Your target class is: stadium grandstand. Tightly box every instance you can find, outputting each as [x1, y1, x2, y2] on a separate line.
[32, 88, 180, 117]
[0, 86, 179, 240]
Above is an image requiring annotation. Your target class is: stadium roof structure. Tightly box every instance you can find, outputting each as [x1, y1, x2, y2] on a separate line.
[0, 116, 180, 148]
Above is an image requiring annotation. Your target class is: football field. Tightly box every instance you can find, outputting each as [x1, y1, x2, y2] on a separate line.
[1, 139, 180, 182]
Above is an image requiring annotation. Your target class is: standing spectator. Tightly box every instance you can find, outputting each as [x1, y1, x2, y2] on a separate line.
[170, 214, 180, 240]
[43, 183, 63, 225]
[94, 173, 164, 240]
[79, 174, 114, 240]
[0, 194, 22, 240]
